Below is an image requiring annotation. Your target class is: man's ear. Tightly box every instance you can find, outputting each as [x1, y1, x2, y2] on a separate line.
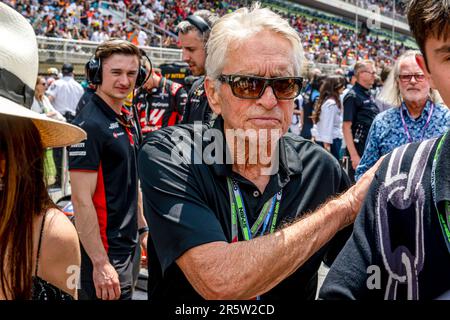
[204, 76, 222, 115]
[416, 54, 436, 89]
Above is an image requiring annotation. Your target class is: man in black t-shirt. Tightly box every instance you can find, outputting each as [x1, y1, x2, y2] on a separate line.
[342, 60, 379, 182]
[69, 40, 148, 300]
[138, 6, 380, 301]
[176, 10, 218, 124]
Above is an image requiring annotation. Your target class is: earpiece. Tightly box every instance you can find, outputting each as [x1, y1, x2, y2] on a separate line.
[85, 45, 152, 88]
[86, 58, 102, 85]
[186, 15, 211, 34]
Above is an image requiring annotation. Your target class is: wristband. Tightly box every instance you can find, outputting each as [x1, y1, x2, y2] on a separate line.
[138, 226, 149, 235]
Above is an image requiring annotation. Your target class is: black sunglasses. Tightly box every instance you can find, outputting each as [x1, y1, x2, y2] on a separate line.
[217, 74, 303, 100]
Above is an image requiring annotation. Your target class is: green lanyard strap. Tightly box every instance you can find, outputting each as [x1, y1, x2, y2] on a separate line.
[431, 132, 450, 254]
[226, 177, 282, 242]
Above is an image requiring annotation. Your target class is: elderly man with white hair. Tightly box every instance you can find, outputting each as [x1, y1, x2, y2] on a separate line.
[138, 3, 379, 300]
[355, 50, 450, 180]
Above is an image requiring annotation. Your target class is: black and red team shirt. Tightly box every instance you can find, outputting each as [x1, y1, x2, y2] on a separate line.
[69, 94, 138, 256]
[133, 77, 187, 136]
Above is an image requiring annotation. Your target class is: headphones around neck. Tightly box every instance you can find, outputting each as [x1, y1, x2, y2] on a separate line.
[186, 15, 211, 34]
[86, 48, 152, 87]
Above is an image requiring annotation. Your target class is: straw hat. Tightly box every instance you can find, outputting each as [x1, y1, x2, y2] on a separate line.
[0, 2, 86, 148]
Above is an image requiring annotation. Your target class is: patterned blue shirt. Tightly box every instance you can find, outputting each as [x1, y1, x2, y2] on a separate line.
[355, 100, 450, 180]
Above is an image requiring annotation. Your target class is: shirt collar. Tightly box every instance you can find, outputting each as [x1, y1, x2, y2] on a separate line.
[354, 82, 371, 95]
[401, 99, 432, 121]
[92, 93, 121, 121]
[209, 116, 301, 188]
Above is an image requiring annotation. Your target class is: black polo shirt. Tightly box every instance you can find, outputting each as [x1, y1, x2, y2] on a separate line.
[181, 76, 212, 123]
[138, 116, 351, 301]
[69, 94, 138, 256]
[343, 82, 379, 156]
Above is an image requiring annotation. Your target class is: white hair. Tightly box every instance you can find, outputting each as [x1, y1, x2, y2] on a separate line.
[378, 50, 442, 107]
[205, 2, 304, 81]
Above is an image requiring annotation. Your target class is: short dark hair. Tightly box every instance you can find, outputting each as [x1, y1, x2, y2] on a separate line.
[176, 10, 218, 43]
[95, 39, 141, 61]
[407, 0, 450, 59]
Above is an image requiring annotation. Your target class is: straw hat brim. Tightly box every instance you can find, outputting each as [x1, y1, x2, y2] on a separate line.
[0, 96, 86, 148]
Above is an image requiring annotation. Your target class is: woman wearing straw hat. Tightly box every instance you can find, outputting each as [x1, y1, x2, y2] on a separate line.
[0, 3, 86, 299]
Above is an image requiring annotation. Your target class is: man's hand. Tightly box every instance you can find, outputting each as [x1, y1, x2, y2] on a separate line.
[139, 232, 148, 267]
[93, 262, 121, 300]
[351, 154, 361, 170]
[341, 156, 384, 226]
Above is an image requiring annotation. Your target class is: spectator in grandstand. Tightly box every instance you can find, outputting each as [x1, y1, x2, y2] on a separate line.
[0, 3, 86, 300]
[319, 0, 450, 300]
[13, 0, 407, 69]
[311, 76, 346, 160]
[69, 39, 148, 300]
[354, 50, 450, 180]
[133, 64, 187, 137]
[138, 4, 379, 301]
[342, 60, 379, 182]
[177, 10, 218, 123]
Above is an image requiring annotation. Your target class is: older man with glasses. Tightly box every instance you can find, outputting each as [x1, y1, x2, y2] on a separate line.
[138, 4, 379, 301]
[355, 50, 450, 181]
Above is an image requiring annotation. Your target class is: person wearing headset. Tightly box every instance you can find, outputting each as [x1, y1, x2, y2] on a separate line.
[68, 39, 149, 300]
[177, 10, 218, 124]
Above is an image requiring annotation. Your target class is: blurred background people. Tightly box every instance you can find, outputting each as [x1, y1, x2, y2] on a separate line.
[355, 50, 450, 180]
[342, 60, 379, 182]
[311, 76, 346, 160]
[31, 75, 66, 187]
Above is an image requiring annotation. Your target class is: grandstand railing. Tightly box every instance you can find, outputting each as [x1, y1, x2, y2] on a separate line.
[37, 36, 183, 67]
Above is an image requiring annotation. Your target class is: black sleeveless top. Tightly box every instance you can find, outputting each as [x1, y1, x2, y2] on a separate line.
[31, 212, 74, 300]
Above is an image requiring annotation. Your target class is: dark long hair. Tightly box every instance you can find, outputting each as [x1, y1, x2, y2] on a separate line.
[311, 75, 345, 124]
[0, 116, 54, 299]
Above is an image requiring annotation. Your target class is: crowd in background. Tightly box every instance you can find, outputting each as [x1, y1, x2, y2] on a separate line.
[344, 0, 407, 16]
[5, 0, 409, 68]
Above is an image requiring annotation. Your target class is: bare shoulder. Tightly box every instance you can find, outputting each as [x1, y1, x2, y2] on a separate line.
[39, 208, 80, 297]
[44, 208, 79, 244]
[42, 208, 80, 264]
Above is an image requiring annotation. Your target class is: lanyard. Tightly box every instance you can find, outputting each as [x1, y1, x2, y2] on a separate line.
[226, 177, 282, 242]
[400, 100, 434, 143]
[431, 132, 450, 254]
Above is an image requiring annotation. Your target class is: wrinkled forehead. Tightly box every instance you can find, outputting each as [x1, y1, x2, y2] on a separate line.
[223, 32, 296, 76]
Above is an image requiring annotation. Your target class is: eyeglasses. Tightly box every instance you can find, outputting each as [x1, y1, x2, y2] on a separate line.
[398, 74, 426, 82]
[361, 70, 376, 76]
[217, 74, 303, 100]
